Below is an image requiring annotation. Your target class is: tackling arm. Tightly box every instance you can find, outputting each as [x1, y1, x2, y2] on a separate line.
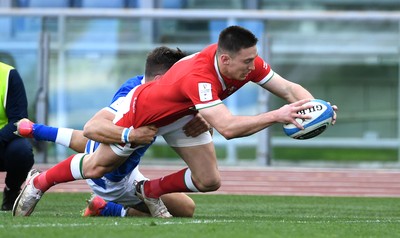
[84, 109, 211, 145]
[83, 109, 156, 145]
[83, 109, 120, 144]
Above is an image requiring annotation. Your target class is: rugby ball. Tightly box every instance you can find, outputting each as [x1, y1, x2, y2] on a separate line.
[283, 99, 334, 140]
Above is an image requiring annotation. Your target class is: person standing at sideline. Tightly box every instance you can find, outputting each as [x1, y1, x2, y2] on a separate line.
[0, 61, 34, 211]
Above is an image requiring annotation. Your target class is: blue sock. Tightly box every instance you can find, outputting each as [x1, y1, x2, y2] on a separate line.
[100, 202, 124, 217]
[32, 124, 58, 142]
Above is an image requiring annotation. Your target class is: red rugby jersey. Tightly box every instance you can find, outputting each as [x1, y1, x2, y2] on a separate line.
[119, 44, 274, 128]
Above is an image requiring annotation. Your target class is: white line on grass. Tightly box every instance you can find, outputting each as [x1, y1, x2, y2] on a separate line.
[3, 218, 400, 229]
[2, 219, 238, 229]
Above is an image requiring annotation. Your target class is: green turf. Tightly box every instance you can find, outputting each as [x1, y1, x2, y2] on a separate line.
[273, 147, 398, 162]
[1, 193, 399, 238]
[144, 145, 399, 163]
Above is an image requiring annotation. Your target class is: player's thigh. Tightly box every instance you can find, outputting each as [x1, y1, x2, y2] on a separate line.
[163, 123, 217, 177]
[163, 121, 219, 183]
[83, 143, 127, 173]
[172, 142, 219, 181]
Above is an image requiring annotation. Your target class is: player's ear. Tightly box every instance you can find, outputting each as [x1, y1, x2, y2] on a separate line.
[220, 54, 230, 65]
[153, 75, 162, 80]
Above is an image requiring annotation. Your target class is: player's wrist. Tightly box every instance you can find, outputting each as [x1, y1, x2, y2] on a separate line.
[121, 128, 132, 143]
[128, 129, 136, 143]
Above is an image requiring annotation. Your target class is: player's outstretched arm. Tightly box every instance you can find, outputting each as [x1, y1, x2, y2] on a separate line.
[261, 73, 314, 103]
[263, 73, 338, 125]
[199, 100, 313, 140]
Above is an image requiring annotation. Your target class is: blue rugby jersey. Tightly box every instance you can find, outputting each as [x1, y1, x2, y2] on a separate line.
[87, 75, 155, 184]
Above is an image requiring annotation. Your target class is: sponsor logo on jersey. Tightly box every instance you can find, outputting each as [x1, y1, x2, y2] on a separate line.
[263, 61, 268, 69]
[198, 83, 212, 102]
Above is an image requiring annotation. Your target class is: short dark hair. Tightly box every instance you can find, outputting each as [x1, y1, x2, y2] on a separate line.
[145, 46, 187, 79]
[217, 25, 258, 55]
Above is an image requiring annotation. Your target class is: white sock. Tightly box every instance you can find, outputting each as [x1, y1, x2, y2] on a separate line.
[184, 168, 199, 192]
[55, 128, 74, 147]
[70, 153, 86, 179]
[121, 208, 127, 217]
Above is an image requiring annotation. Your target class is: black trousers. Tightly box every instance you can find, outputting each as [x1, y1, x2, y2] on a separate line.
[0, 137, 34, 190]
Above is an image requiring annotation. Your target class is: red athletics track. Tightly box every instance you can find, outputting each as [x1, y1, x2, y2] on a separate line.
[1, 164, 400, 197]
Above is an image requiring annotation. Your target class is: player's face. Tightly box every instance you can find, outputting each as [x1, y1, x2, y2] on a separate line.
[226, 46, 257, 81]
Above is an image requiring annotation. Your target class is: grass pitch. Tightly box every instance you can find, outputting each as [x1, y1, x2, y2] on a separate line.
[1, 193, 399, 238]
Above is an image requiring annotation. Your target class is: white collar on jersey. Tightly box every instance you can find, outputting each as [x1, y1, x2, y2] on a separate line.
[214, 54, 227, 90]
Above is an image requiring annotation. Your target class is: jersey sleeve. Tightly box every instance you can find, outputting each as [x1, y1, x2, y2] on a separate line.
[182, 73, 222, 111]
[250, 57, 275, 85]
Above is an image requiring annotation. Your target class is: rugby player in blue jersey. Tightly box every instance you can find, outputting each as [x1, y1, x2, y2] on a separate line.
[15, 46, 210, 217]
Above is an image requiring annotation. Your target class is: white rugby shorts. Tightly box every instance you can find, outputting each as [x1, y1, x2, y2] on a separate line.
[110, 114, 213, 156]
[85, 166, 148, 207]
[158, 115, 213, 147]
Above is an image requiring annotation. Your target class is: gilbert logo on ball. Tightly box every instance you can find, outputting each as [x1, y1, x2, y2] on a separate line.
[283, 99, 334, 140]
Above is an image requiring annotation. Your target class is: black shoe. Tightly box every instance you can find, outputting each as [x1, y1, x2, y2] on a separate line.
[1, 187, 20, 211]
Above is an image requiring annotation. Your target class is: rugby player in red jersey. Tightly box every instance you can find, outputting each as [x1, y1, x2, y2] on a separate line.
[13, 25, 337, 218]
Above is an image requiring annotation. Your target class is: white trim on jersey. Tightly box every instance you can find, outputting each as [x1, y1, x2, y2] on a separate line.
[109, 97, 126, 112]
[214, 54, 227, 90]
[195, 99, 222, 110]
[113, 86, 137, 125]
[257, 69, 275, 85]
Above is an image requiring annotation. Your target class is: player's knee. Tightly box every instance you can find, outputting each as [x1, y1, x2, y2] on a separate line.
[164, 195, 196, 218]
[4, 138, 34, 168]
[179, 200, 196, 218]
[196, 175, 221, 192]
